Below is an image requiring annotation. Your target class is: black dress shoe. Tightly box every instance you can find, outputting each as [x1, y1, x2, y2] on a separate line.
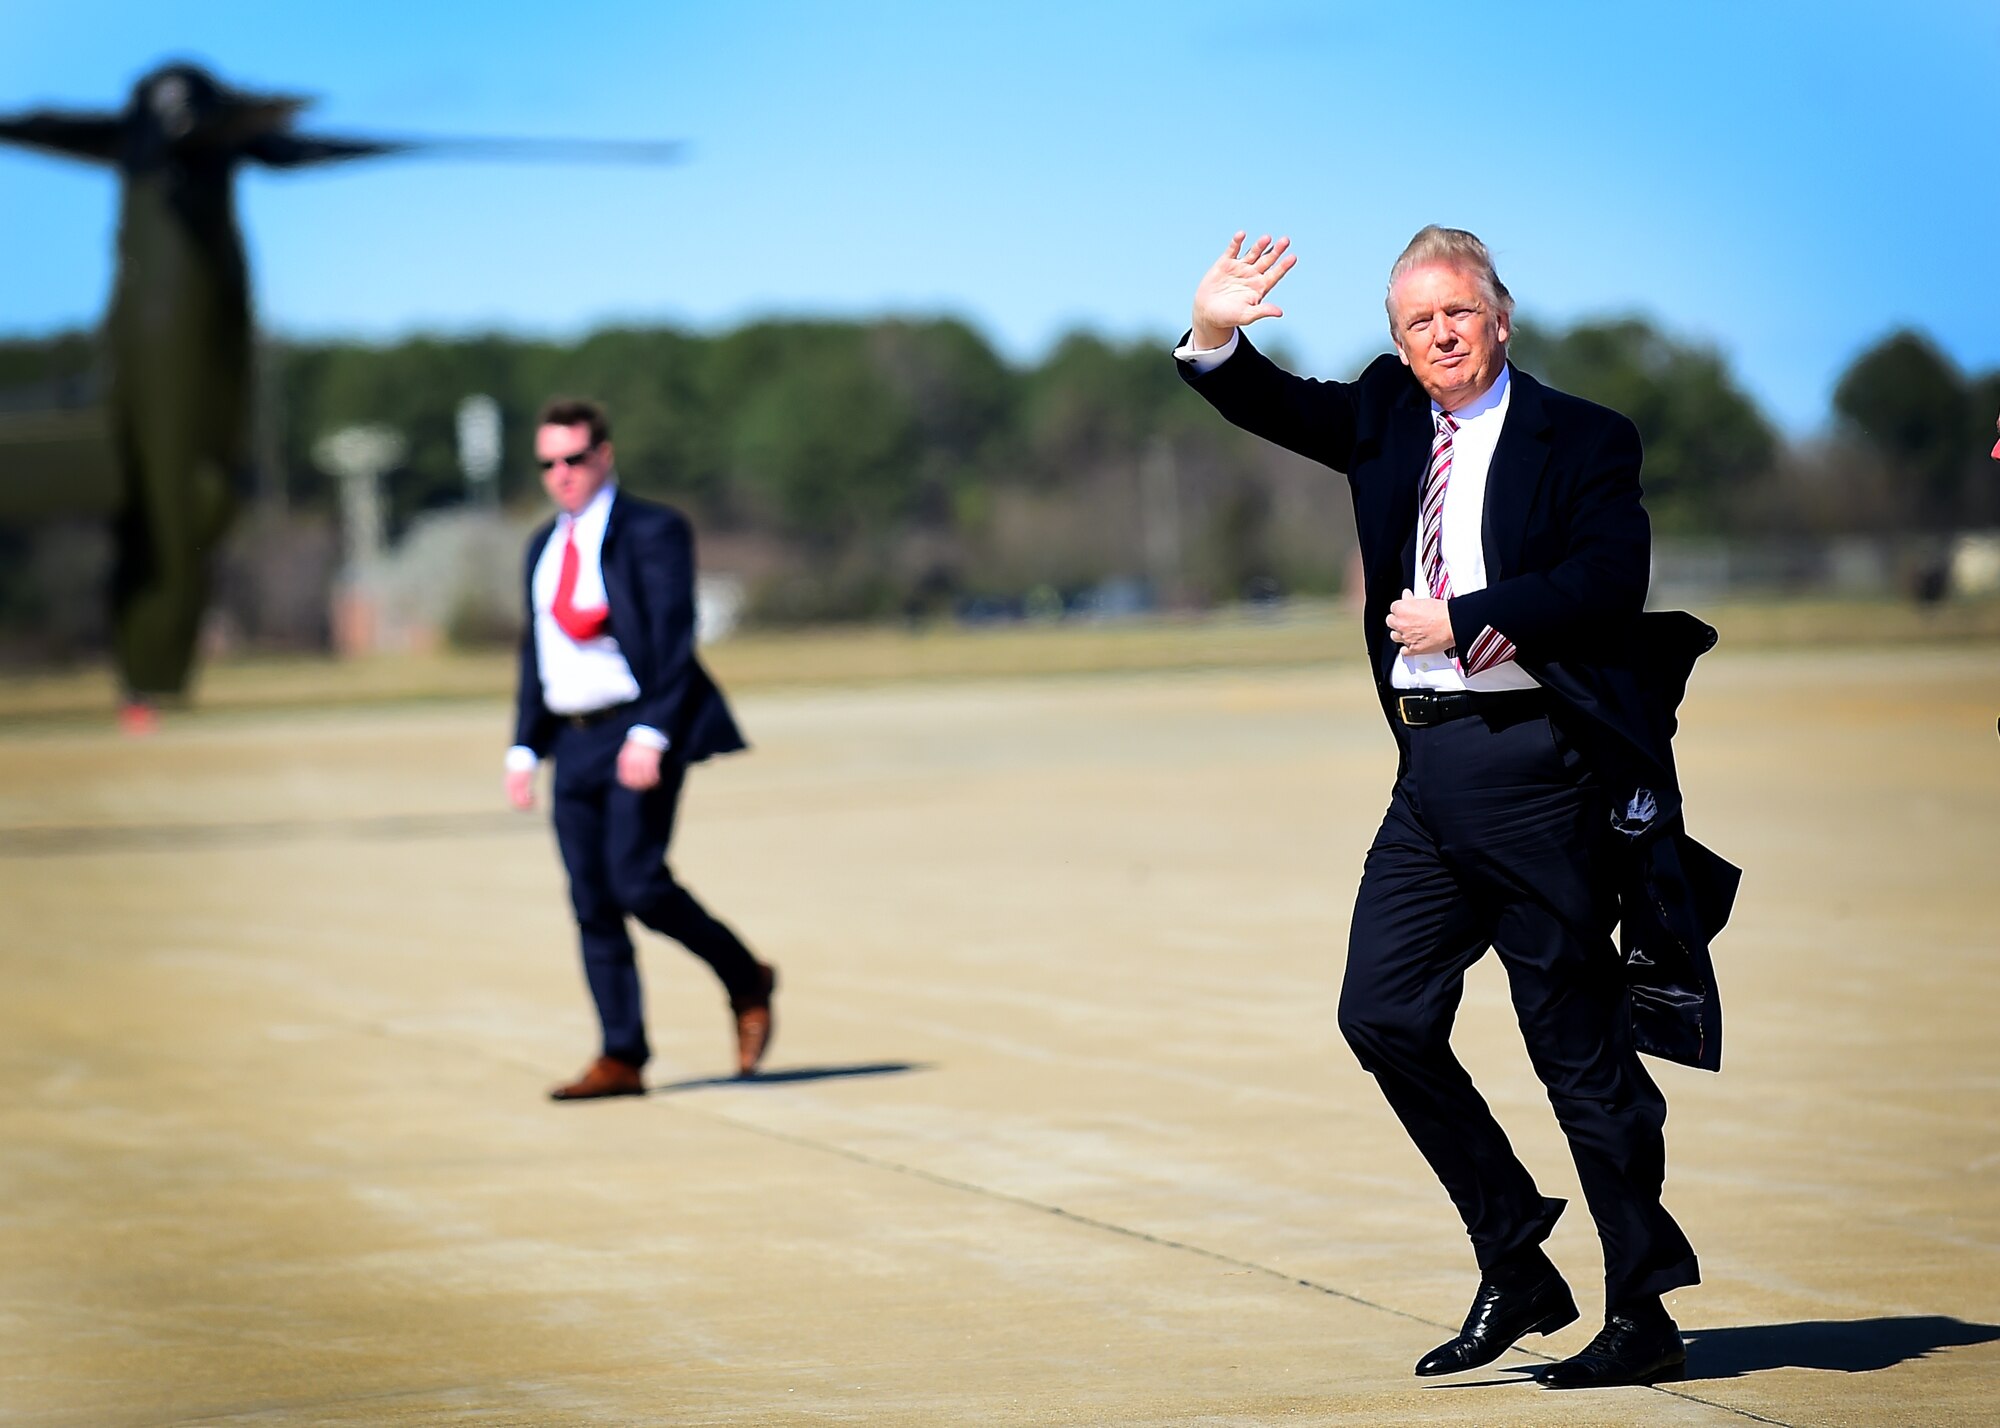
[1415, 1270, 1579, 1377]
[1540, 1312, 1686, 1388]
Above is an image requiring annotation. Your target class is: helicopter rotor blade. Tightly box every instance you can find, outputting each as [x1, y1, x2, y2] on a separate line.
[216, 94, 316, 146]
[285, 131, 689, 165]
[0, 109, 125, 164]
[239, 131, 414, 168]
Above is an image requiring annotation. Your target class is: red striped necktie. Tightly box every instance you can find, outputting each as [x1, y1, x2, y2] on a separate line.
[1421, 410, 1516, 676]
[551, 522, 610, 643]
[1420, 412, 1458, 603]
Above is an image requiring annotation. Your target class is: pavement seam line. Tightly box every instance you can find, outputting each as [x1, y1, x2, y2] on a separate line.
[355, 1022, 1798, 1426]
[663, 1095, 1798, 1427]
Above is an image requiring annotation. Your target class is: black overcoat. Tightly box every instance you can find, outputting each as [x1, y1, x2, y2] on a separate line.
[1181, 335, 1736, 1069]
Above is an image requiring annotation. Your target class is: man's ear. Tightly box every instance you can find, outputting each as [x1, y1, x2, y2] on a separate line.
[1494, 311, 1510, 347]
[1394, 341, 1411, 368]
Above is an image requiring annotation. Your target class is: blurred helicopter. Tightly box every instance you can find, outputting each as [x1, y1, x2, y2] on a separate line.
[0, 61, 683, 728]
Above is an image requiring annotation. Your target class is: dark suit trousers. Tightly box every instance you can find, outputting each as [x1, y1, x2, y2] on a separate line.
[550, 717, 761, 1068]
[1336, 701, 1698, 1307]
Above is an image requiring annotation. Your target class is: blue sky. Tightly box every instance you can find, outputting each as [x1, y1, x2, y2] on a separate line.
[2, 0, 1996, 433]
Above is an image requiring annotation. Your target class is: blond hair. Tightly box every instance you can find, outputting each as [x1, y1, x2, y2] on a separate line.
[1385, 225, 1514, 339]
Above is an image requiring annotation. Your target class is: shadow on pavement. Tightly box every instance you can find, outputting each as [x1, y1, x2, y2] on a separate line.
[0, 810, 525, 857]
[1421, 1372, 1541, 1391]
[1682, 1316, 2000, 1380]
[648, 1061, 930, 1094]
[1420, 1315, 2000, 1391]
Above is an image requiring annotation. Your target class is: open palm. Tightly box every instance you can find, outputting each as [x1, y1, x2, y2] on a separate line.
[1192, 231, 1297, 347]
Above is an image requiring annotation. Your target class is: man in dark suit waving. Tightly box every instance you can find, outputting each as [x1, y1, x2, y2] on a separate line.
[506, 397, 776, 1099]
[1177, 228, 1736, 1389]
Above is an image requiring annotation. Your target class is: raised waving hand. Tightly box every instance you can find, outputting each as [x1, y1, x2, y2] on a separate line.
[1191, 231, 1297, 350]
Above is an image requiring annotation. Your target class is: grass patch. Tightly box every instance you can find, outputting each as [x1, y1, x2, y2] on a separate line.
[1, 595, 1996, 725]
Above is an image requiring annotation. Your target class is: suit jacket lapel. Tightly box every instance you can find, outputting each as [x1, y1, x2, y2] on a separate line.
[528, 516, 557, 574]
[598, 490, 640, 663]
[1381, 384, 1432, 682]
[1481, 366, 1554, 581]
[1390, 395, 1429, 577]
[526, 516, 557, 625]
[600, 488, 631, 601]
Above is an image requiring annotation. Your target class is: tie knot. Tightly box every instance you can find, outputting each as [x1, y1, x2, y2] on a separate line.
[1434, 411, 1459, 437]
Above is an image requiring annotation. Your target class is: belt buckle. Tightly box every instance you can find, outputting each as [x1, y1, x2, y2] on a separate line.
[1397, 693, 1427, 727]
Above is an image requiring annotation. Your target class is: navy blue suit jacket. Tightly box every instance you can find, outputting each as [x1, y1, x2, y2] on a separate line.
[1180, 336, 1737, 1070]
[513, 490, 746, 766]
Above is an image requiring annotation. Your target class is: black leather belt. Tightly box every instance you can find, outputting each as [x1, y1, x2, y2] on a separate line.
[1393, 688, 1545, 728]
[563, 701, 637, 730]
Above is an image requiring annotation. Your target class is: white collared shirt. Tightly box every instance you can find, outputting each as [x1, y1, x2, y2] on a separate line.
[1173, 332, 1534, 692]
[1396, 363, 1536, 692]
[504, 479, 667, 771]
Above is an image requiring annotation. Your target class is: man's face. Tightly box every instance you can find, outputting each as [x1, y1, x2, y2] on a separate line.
[1389, 263, 1510, 412]
[536, 422, 615, 515]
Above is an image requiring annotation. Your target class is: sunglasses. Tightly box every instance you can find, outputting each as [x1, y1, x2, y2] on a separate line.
[537, 443, 599, 471]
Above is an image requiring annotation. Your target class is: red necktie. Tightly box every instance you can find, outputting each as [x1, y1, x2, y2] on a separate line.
[1421, 411, 1517, 676]
[551, 523, 610, 643]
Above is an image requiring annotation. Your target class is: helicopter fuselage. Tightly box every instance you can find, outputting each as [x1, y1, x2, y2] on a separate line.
[102, 153, 251, 695]
[1, 61, 685, 706]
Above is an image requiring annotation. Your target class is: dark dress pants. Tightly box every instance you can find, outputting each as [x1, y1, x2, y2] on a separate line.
[550, 717, 762, 1068]
[1336, 701, 1699, 1307]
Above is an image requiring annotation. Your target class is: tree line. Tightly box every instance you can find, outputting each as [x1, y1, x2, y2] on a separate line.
[1, 313, 1996, 647]
[272, 314, 2000, 611]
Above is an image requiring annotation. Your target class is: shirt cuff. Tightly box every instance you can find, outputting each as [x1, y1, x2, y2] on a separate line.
[625, 724, 670, 751]
[504, 745, 539, 773]
[1172, 328, 1240, 372]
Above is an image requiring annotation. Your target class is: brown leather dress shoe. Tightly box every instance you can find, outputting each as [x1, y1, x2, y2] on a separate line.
[548, 1055, 646, 1102]
[732, 963, 778, 1076]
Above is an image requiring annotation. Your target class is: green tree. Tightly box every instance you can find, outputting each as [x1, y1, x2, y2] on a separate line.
[527, 327, 724, 515]
[718, 323, 922, 544]
[278, 334, 525, 526]
[1509, 317, 1777, 534]
[1832, 330, 1973, 531]
[0, 331, 99, 397]
[1019, 331, 1213, 478]
[864, 318, 1017, 525]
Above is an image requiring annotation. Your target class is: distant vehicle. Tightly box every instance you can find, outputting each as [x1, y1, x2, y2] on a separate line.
[0, 61, 682, 728]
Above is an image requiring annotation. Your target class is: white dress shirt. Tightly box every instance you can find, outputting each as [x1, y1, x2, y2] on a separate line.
[505, 480, 668, 772]
[1173, 331, 1535, 692]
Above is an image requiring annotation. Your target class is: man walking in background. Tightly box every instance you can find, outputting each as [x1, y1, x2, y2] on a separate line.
[1175, 228, 1737, 1388]
[506, 397, 776, 1098]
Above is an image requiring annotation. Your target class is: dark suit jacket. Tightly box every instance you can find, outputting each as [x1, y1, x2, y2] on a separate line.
[1180, 335, 1737, 1070]
[513, 490, 746, 766]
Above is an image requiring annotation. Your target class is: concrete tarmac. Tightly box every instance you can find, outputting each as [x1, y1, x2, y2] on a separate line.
[2, 648, 1997, 1426]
